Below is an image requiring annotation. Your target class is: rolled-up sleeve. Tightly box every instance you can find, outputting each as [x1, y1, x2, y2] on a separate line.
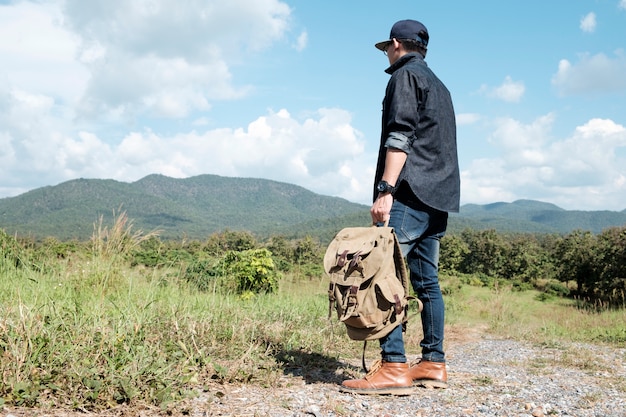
[385, 131, 411, 153]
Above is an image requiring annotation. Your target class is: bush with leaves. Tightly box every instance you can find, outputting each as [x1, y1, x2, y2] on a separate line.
[131, 237, 194, 268]
[131, 236, 165, 267]
[183, 257, 225, 292]
[549, 227, 626, 308]
[223, 248, 280, 294]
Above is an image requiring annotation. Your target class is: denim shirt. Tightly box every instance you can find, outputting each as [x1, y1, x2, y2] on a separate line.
[374, 53, 460, 213]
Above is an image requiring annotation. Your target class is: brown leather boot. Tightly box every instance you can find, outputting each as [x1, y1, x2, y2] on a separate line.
[340, 360, 413, 395]
[406, 359, 448, 388]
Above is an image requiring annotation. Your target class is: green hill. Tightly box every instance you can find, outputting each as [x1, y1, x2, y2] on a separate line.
[451, 199, 626, 234]
[0, 175, 370, 242]
[1, 175, 625, 242]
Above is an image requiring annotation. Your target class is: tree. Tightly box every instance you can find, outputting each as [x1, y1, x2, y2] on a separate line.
[502, 235, 553, 284]
[203, 230, 257, 255]
[595, 227, 626, 307]
[439, 234, 469, 273]
[265, 235, 293, 271]
[459, 229, 508, 278]
[292, 236, 324, 278]
[293, 236, 321, 265]
[554, 230, 598, 297]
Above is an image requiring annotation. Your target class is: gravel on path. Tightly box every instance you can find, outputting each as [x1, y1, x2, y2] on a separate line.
[190, 336, 626, 417]
[3, 336, 625, 417]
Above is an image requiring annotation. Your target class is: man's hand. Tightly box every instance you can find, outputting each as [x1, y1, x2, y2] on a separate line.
[370, 192, 394, 224]
[371, 147, 406, 224]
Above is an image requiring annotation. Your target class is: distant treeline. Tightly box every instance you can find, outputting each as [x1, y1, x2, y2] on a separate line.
[2, 224, 625, 309]
[439, 227, 626, 308]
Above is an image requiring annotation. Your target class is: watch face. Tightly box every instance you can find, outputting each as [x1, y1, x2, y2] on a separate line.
[377, 181, 388, 192]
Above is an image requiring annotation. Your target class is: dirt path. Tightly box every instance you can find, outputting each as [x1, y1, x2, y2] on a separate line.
[3, 329, 625, 417]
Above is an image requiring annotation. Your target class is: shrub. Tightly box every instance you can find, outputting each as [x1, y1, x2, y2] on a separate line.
[511, 281, 534, 292]
[535, 292, 555, 302]
[223, 248, 280, 294]
[131, 236, 165, 267]
[544, 281, 570, 297]
[183, 258, 224, 292]
[459, 229, 508, 278]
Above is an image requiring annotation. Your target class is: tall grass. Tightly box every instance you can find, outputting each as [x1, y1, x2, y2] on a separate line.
[1, 218, 625, 411]
[442, 273, 626, 345]
[0, 213, 345, 410]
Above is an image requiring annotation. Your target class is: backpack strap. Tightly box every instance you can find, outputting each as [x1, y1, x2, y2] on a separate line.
[341, 284, 359, 320]
[336, 249, 349, 267]
[362, 341, 369, 373]
[327, 282, 335, 319]
[327, 249, 366, 321]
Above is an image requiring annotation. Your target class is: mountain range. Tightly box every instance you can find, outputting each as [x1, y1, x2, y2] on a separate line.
[1, 174, 625, 242]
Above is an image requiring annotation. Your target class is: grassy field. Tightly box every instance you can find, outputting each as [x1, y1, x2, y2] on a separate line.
[1, 226, 625, 412]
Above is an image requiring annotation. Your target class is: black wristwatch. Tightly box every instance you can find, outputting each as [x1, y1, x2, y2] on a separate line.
[376, 180, 396, 195]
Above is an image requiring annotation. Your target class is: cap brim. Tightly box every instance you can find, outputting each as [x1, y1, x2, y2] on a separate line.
[375, 40, 391, 51]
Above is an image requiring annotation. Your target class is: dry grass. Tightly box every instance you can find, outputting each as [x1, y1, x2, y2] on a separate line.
[1, 228, 625, 412]
[442, 274, 626, 346]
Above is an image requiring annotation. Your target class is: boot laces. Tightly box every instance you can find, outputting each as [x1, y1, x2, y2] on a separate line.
[409, 358, 423, 367]
[364, 359, 383, 379]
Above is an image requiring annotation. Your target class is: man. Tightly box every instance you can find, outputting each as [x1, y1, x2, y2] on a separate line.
[340, 19, 460, 395]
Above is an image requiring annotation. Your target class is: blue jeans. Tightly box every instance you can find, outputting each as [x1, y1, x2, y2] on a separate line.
[379, 199, 448, 363]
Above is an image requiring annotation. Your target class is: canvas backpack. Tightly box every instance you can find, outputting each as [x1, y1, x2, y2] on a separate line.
[324, 224, 418, 350]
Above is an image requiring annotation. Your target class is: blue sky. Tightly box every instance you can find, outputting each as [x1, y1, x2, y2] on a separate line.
[1, 0, 626, 211]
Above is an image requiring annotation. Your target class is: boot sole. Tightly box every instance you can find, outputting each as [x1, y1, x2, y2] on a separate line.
[414, 379, 448, 389]
[339, 385, 414, 396]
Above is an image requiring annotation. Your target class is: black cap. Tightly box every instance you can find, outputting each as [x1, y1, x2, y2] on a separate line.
[375, 19, 429, 51]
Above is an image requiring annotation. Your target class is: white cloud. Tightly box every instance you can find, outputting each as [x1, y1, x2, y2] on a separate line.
[2, 0, 625, 214]
[456, 113, 481, 125]
[63, 0, 291, 56]
[580, 12, 596, 33]
[77, 52, 239, 120]
[60, 0, 293, 122]
[0, 87, 70, 190]
[488, 113, 554, 166]
[552, 51, 626, 95]
[620, 0, 626, 10]
[0, 1, 89, 102]
[0, 0, 296, 125]
[294, 31, 308, 52]
[479, 76, 525, 103]
[0, 0, 367, 204]
[462, 115, 626, 210]
[0, 102, 373, 204]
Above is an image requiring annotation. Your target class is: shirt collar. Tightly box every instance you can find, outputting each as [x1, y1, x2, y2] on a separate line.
[385, 53, 425, 75]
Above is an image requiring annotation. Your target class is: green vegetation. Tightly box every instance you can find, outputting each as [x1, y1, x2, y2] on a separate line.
[0, 175, 371, 242]
[1, 175, 626, 242]
[452, 199, 626, 234]
[440, 228, 626, 308]
[1, 212, 625, 412]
